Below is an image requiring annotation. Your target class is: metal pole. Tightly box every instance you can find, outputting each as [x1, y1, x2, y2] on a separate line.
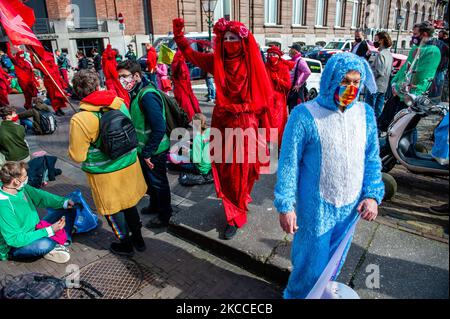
[395, 26, 400, 53]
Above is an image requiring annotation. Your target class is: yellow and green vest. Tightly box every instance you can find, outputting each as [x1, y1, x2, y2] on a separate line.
[81, 103, 137, 174]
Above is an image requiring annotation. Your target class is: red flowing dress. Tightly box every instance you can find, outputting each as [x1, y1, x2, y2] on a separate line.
[146, 46, 157, 73]
[171, 51, 201, 121]
[173, 18, 273, 228]
[0, 67, 11, 107]
[102, 44, 130, 108]
[32, 51, 66, 112]
[265, 56, 291, 148]
[7, 45, 38, 109]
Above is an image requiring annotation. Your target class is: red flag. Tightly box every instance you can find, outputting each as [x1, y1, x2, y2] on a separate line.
[0, 0, 44, 56]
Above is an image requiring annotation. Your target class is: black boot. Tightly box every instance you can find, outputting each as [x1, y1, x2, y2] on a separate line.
[224, 224, 238, 240]
[110, 238, 134, 257]
[124, 207, 147, 252]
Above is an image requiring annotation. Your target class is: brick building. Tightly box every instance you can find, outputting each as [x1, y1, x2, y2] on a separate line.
[178, 0, 444, 50]
[0, 0, 446, 59]
[1, 0, 178, 63]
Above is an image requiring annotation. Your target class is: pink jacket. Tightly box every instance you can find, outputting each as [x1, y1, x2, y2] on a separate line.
[290, 53, 311, 88]
[36, 220, 67, 245]
[156, 63, 168, 89]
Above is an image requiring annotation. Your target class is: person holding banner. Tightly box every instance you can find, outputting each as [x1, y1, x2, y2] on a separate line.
[7, 44, 38, 110]
[274, 52, 385, 299]
[31, 51, 67, 116]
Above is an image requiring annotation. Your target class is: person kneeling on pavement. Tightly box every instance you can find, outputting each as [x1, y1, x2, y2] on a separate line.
[69, 70, 148, 257]
[169, 113, 213, 186]
[0, 161, 76, 264]
[117, 60, 173, 228]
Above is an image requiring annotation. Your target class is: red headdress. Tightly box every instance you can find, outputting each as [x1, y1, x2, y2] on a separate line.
[267, 45, 283, 57]
[212, 18, 273, 114]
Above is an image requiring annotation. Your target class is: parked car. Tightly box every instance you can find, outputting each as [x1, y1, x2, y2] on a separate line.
[138, 33, 213, 80]
[317, 40, 353, 66]
[281, 55, 323, 99]
[304, 45, 324, 60]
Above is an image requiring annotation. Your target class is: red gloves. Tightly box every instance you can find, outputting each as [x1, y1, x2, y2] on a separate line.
[173, 18, 185, 37]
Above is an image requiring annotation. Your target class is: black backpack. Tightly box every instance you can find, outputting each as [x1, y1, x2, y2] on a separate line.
[37, 110, 57, 135]
[138, 86, 191, 135]
[94, 108, 138, 160]
[0, 273, 103, 299]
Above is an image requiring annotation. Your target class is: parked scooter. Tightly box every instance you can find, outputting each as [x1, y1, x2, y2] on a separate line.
[379, 92, 449, 200]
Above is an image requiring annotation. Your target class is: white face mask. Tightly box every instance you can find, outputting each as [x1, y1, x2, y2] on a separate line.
[16, 177, 28, 191]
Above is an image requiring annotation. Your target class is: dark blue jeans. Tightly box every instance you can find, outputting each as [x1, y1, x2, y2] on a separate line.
[139, 152, 173, 222]
[205, 77, 215, 100]
[8, 209, 76, 260]
[365, 92, 385, 119]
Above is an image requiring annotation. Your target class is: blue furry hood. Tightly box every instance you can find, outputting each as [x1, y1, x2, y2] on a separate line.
[316, 52, 377, 111]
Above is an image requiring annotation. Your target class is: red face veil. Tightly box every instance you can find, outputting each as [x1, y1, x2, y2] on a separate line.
[213, 18, 273, 114]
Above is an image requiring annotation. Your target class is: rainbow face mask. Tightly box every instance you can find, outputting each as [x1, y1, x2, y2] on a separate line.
[334, 85, 359, 108]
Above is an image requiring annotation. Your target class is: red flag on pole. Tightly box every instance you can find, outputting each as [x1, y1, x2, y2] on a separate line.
[0, 0, 44, 56]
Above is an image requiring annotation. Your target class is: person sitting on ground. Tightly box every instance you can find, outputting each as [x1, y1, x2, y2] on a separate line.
[0, 105, 30, 166]
[169, 113, 212, 184]
[0, 161, 76, 263]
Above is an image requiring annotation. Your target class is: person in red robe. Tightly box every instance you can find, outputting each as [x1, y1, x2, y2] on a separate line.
[265, 46, 292, 149]
[31, 51, 67, 116]
[0, 66, 11, 107]
[7, 44, 38, 110]
[102, 44, 130, 108]
[146, 43, 157, 85]
[173, 18, 273, 239]
[171, 50, 201, 121]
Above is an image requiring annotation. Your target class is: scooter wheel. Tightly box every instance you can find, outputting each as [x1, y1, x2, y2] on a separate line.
[382, 173, 397, 201]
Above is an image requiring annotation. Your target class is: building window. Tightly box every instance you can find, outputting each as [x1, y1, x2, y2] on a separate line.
[76, 38, 104, 58]
[215, 0, 232, 21]
[71, 0, 98, 30]
[413, 4, 418, 25]
[265, 0, 279, 25]
[335, 0, 345, 27]
[293, 0, 307, 26]
[394, 0, 401, 30]
[428, 7, 433, 21]
[315, 0, 328, 26]
[351, 0, 360, 28]
[421, 5, 426, 23]
[404, 2, 410, 31]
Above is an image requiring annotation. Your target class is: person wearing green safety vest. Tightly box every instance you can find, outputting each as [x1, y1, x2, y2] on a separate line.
[69, 70, 148, 257]
[117, 60, 173, 229]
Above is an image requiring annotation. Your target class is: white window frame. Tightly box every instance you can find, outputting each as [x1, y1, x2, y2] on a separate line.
[214, 0, 233, 21]
[265, 0, 279, 25]
[292, 0, 305, 26]
[351, 0, 360, 28]
[335, 0, 343, 27]
[315, 0, 326, 26]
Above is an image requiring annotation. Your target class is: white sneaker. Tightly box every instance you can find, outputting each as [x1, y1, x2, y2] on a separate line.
[44, 245, 71, 264]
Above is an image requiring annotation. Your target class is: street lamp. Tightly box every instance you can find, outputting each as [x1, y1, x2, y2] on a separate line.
[201, 0, 218, 42]
[395, 15, 405, 53]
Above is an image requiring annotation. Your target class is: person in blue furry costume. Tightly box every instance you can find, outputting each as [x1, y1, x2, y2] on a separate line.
[274, 52, 385, 299]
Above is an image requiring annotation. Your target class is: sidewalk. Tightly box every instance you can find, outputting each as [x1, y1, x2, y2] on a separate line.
[2, 93, 449, 299]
